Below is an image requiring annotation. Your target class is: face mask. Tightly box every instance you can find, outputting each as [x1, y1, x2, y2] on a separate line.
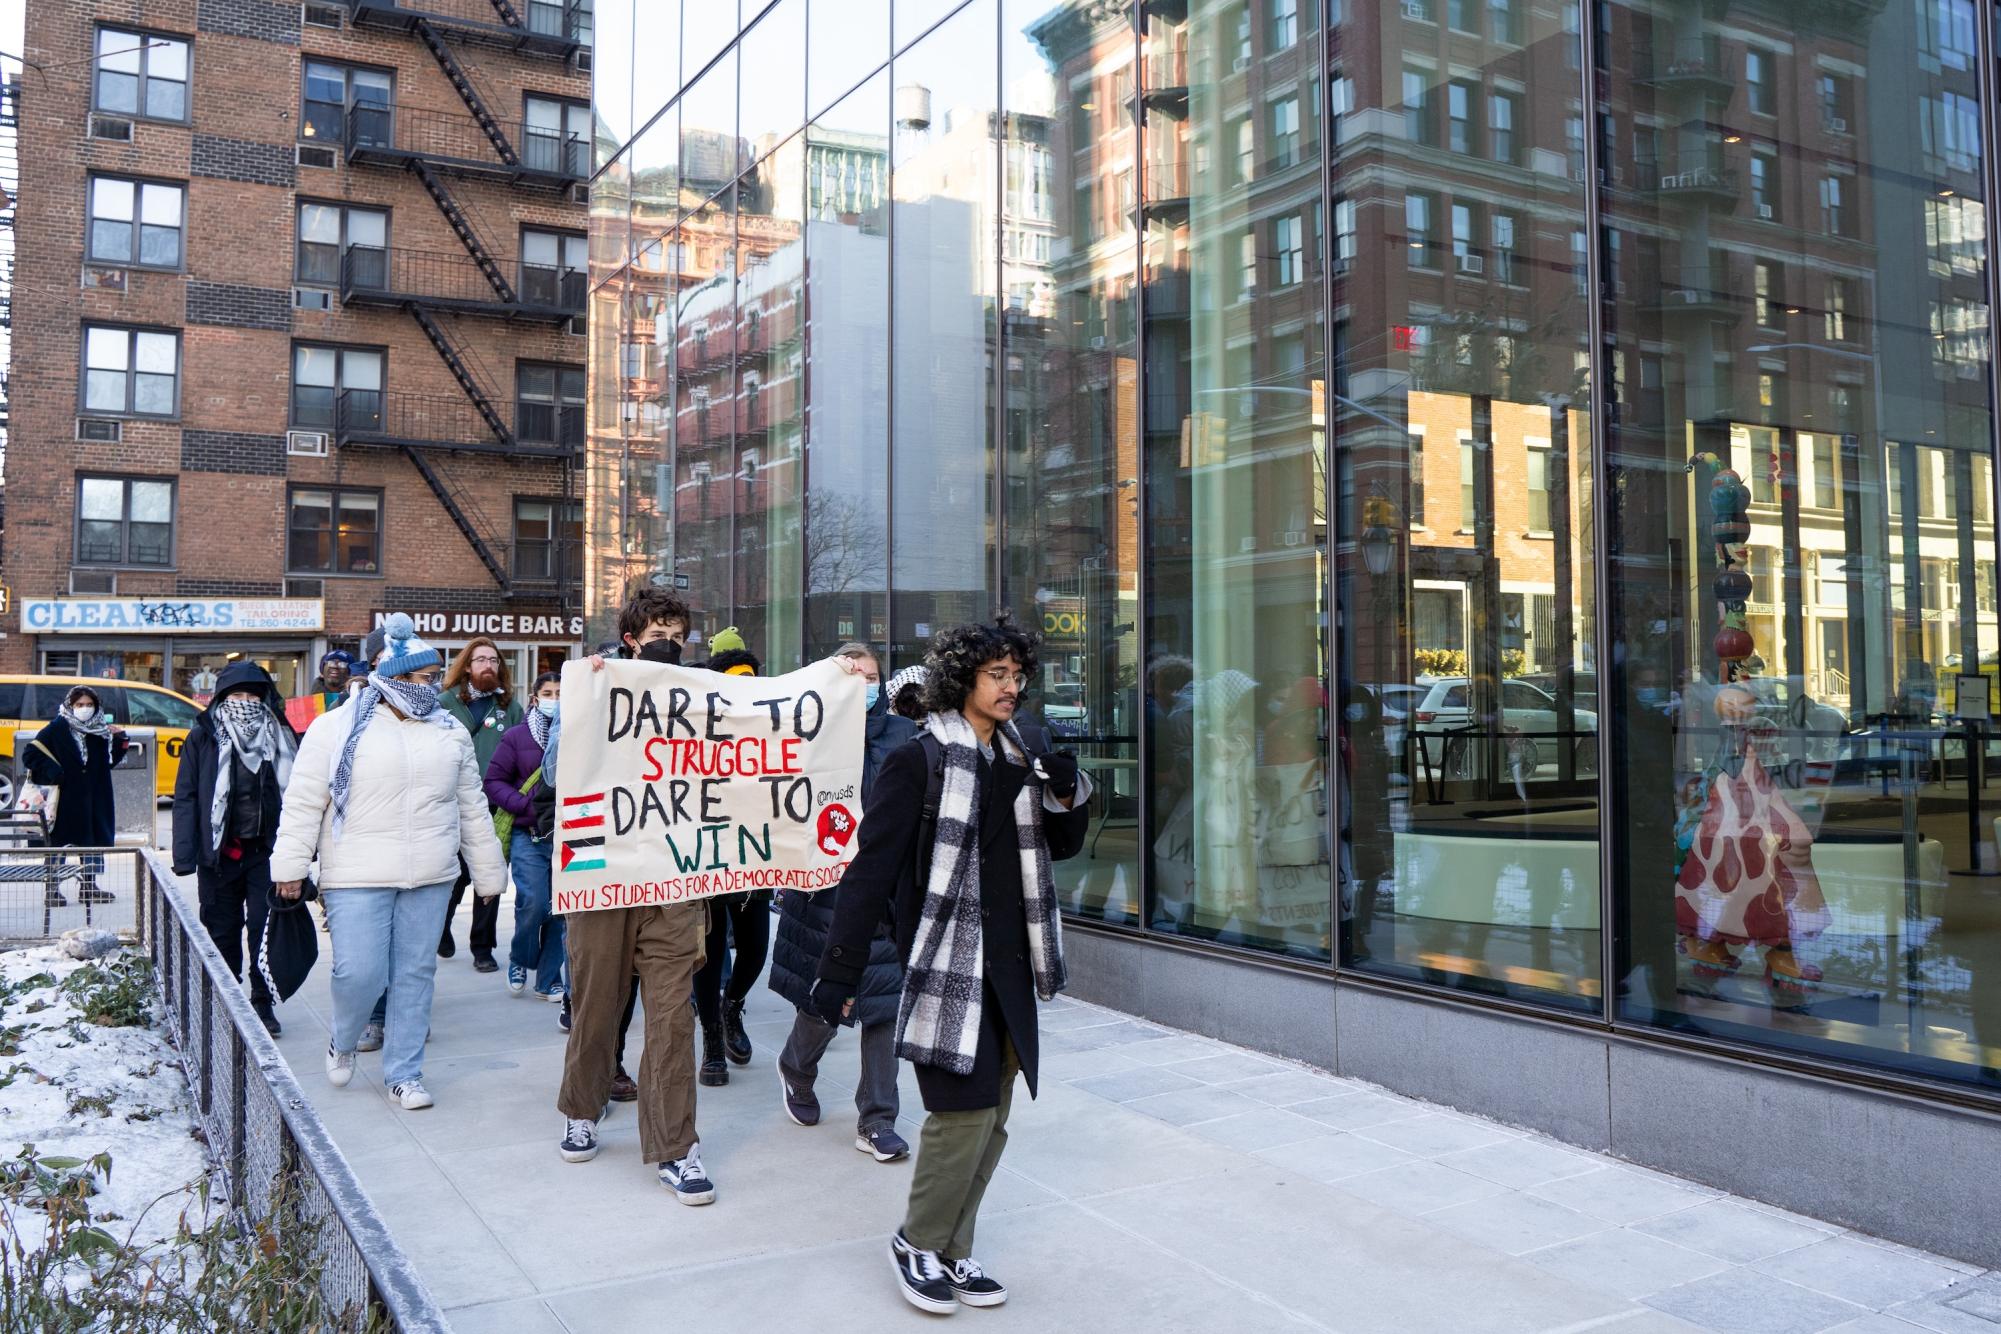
[637, 639, 682, 666]
[865, 683, 880, 709]
[537, 698, 560, 720]
[1637, 688, 1667, 709]
[71, 705, 97, 723]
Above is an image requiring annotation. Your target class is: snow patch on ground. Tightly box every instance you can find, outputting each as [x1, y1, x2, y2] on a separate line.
[0, 945, 213, 1256]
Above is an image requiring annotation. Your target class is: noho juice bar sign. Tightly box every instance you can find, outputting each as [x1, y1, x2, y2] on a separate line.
[372, 610, 585, 639]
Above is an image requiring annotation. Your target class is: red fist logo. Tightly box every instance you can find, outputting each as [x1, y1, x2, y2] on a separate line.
[817, 803, 857, 856]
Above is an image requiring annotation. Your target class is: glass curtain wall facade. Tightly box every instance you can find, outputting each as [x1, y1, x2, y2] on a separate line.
[589, 0, 2001, 1099]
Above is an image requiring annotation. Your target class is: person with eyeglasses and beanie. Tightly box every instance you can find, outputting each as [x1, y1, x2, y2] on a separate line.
[439, 637, 524, 971]
[486, 671, 565, 1002]
[689, 635, 775, 1084]
[271, 613, 506, 1112]
[171, 662, 296, 1037]
[812, 615, 1090, 1314]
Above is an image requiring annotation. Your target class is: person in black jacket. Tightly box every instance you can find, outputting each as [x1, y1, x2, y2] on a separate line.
[170, 662, 295, 1036]
[23, 685, 130, 909]
[811, 616, 1089, 1315]
[769, 643, 917, 1160]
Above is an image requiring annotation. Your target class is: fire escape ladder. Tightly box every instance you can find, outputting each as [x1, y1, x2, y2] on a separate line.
[485, 0, 527, 27]
[402, 446, 511, 590]
[407, 159, 517, 302]
[409, 304, 516, 446]
[412, 16, 520, 165]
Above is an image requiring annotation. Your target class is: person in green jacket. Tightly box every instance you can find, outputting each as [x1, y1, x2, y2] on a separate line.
[437, 637, 525, 971]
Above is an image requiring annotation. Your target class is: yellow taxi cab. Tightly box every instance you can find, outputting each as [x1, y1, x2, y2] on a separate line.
[0, 675, 202, 807]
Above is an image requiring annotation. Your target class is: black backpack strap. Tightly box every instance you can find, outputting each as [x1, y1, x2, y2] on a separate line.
[915, 734, 946, 885]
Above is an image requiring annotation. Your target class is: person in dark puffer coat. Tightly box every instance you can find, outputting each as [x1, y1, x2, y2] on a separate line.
[768, 644, 916, 1160]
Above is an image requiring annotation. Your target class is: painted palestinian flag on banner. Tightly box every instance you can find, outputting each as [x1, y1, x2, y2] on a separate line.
[560, 793, 607, 871]
[284, 692, 341, 737]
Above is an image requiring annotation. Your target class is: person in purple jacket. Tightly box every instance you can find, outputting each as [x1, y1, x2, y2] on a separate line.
[486, 671, 565, 1001]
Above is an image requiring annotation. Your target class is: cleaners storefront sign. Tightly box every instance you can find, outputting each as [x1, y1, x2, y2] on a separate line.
[22, 598, 325, 634]
[553, 657, 866, 913]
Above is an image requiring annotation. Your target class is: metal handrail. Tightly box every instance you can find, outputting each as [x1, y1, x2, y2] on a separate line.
[342, 101, 585, 181]
[137, 849, 450, 1332]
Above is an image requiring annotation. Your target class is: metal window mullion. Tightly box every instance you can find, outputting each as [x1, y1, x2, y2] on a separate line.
[1317, 10, 1345, 967]
[1579, 0, 1617, 1026]
[1978, 0, 2001, 539]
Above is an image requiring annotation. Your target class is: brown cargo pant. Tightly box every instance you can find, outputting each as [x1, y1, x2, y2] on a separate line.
[558, 902, 707, 1163]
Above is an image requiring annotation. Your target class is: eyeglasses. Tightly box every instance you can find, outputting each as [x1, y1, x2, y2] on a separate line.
[406, 670, 443, 685]
[980, 669, 1029, 690]
[470, 655, 502, 666]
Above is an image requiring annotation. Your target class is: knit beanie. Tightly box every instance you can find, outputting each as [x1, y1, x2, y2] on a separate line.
[709, 626, 746, 654]
[373, 612, 443, 679]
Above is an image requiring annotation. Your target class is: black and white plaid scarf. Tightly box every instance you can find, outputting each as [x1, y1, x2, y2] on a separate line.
[896, 710, 1066, 1076]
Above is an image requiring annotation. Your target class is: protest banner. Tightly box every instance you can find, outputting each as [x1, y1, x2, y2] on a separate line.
[552, 657, 867, 914]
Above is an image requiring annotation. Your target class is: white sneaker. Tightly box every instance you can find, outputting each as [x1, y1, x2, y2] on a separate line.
[325, 1044, 356, 1088]
[390, 1080, 434, 1110]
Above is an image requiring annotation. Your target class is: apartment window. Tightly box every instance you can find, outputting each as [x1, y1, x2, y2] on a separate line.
[1977, 455, 1994, 523]
[524, 95, 590, 176]
[1239, 228, 1258, 298]
[86, 177, 184, 269]
[1750, 153, 1777, 219]
[1745, 49, 1774, 116]
[1329, 74, 1353, 144]
[288, 487, 382, 575]
[1403, 69, 1434, 148]
[1489, 92, 1518, 164]
[1270, 97, 1300, 168]
[1922, 92, 1981, 173]
[1451, 202, 1478, 271]
[1334, 197, 1357, 269]
[82, 326, 179, 418]
[518, 363, 586, 447]
[513, 499, 582, 581]
[94, 28, 188, 122]
[1565, 115, 1586, 180]
[1448, 0, 1476, 32]
[1754, 261, 1782, 327]
[1821, 175, 1849, 237]
[522, 229, 588, 308]
[1273, 214, 1304, 286]
[292, 344, 384, 432]
[302, 60, 392, 144]
[1527, 442, 1552, 532]
[1406, 192, 1439, 269]
[1819, 74, 1851, 130]
[1918, 0, 1977, 70]
[1490, 212, 1517, 283]
[1234, 4, 1251, 66]
[1488, 0, 1518, 42]
[1825, 276, 1855, 343]
[1460, 439, 1477, 528]
[1232, 117, 1255, 184]
[297, 202, 388, 288]
[1571, 229, 1588, 295]
[1408, 427, 1426, 525]
[75, 476, 174, 567]
[1447, 82, 1474, 155]
[1269, 0, 1298, 50]
[1812, 438, 1837, 509]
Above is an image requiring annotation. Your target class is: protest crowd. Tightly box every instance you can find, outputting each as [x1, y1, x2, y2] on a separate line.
[168, 585, 1088, 1316]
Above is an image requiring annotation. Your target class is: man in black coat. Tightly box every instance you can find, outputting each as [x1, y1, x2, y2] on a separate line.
[769, 644, 917, 1160]
[170, 662, 294, 1036]
[813, 617, 1089, 1315]
[23, 685, 130, 908]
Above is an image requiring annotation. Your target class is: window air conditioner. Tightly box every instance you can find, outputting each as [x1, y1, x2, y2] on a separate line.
[1756, 203, 1774, 220]
[288, 430, 330, 457]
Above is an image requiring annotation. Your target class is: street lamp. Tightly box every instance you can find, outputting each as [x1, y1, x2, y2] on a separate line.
[1360, 521, 1395, 578]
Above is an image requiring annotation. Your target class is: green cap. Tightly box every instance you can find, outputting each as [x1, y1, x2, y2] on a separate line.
[709, 626, 746, 654]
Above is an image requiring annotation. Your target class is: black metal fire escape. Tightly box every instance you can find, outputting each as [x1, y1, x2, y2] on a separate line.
[412, 17, 519, 165]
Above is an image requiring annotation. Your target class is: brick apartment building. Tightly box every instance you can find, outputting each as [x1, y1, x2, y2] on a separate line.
[4, 0, 591, 701]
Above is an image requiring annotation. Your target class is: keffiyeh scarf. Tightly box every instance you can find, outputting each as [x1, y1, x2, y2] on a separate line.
[896, 710, 1066, 1076]
[527, 704, 553, 753]
[327, 676, 454, 838]
[60, 701, 111, 763]
[208, 697, 295, 852]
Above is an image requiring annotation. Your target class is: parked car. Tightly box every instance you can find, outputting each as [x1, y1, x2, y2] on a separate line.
[1411, 676, 1599, 774]
[1514, 670, 1598, 717]
[0, 675, 202, 808]
[1041, 681, 1089, 737]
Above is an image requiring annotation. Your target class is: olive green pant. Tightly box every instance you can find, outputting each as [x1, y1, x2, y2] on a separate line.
[902, 1038, 1017, 1260]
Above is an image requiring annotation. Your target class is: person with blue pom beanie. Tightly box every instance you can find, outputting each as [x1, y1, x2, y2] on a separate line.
[270, 612, 508, 1112]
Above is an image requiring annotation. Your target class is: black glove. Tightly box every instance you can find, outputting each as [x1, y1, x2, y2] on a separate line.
[1033, 750, 1080, 800]
[808, 978, 852, 1026]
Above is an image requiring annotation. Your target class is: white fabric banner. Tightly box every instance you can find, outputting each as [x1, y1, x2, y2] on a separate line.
[552, 658, 867, 914]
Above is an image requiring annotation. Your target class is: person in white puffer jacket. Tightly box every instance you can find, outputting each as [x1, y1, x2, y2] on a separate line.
[272, 612, 506, 1111]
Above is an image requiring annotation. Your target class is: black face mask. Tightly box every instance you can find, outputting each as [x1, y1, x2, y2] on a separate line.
[637, 639, 683, 666]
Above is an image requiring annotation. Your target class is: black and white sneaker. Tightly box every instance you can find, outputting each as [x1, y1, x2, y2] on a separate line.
[889, 1229, 957, 1316]
[856, 1125, 910, 1162]
[778, 1055, 819, 1127]
[944, 1257, 1007, 1308]
[657, 1143, 716, 1205]
[559, 1114, 601, 1163]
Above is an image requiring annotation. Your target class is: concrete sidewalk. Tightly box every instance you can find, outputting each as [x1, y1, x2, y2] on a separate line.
[255, 892, 1997, 1334]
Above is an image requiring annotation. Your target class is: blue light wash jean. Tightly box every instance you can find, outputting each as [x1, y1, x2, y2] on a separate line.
[324, 882, 454, 1087]
[506, 830, 565, 994]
